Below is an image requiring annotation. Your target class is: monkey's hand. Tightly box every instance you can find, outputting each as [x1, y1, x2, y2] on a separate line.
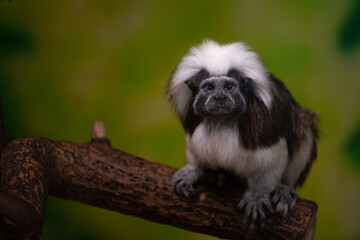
[172, 165, 203, 198]
[272, 184, 298, 217]
[238, 191, 274, 229]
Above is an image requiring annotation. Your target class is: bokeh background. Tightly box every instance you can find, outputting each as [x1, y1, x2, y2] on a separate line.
[1, 0, 360, 239]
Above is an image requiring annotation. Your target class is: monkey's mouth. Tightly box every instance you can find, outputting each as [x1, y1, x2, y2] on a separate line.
[194, 96, 246, 117]
[206, 102, 235, 115]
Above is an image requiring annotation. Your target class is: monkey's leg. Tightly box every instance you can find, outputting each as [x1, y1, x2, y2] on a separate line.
[271, 184, 298, 217]
[275, 129, 314, 216]
[172, 164, 204, 198]
[238, 162, 285, 229]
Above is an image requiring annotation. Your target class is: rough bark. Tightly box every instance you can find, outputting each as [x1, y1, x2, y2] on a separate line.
[0, 122, 317, 240]
[0, 97, 6, 155]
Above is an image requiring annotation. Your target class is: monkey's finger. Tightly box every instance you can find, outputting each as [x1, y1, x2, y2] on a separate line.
[172, 173, 186, 189]
[264, 200, 274, 214]
[175, 179, 197, 198]
[249, 221, 256, 231]
[237, 203, 243, 210]
[249, 205, 259, 231]
[182, 185, 196, 198]
[251, 204, 258, 222]
[282, 206, 288, 218]
[288, 191, 298, 210]
[242, 203, 252, 224]
[289, 197, 297, 209]
[282, 194, 296, 209]
[174, 180, 183, 193]
[237, 199, 246, 210]
[172, 179, 182, 190]
[290, 191, 298, 200]
[275, 202, 288, 217]
[259, 207, 266, 229]
[175, 181, 187, 195]
[271, 193, 280, 204]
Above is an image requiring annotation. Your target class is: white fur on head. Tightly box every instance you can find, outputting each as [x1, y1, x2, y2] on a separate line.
[168, 39, 272, 120]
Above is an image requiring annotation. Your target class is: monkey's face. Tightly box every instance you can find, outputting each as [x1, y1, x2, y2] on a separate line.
[190, 77, 247, 117]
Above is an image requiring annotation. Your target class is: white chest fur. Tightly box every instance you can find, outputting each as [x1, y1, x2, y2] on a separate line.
[186, 122, 288, 177]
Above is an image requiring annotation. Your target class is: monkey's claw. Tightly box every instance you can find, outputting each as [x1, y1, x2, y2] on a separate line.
[238, 191, 274, 229]
[272, 184, 298, 217]
[172, 165, 202, 198]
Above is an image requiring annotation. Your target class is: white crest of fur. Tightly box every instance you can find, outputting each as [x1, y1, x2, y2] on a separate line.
[169, 39, 272, 120]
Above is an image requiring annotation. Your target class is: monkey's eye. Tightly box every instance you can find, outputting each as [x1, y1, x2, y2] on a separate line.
[204, 84, 215, 92]
[224, 83, 234, 91]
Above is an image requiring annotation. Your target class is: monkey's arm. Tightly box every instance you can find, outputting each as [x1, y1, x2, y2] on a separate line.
[172, 164, 203, 197]
[172, 147, 204, 197]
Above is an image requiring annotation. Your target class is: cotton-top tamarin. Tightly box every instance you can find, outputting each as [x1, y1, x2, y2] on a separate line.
[166, 40, 318, 228]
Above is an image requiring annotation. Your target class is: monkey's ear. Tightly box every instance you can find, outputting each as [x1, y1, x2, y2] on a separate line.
[185, 80, 197, 92]
[227, 68, 251, 85]
[227, 68, 241, 80]
[184, 69, 210, 95]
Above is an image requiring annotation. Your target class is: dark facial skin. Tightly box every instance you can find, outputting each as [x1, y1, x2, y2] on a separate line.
[192, 77, 246, 117]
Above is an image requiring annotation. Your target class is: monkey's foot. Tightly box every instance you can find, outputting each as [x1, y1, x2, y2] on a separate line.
[271, 184, 298, 217]
[172, 165, 203, 198]
[238, 191, 274, 229]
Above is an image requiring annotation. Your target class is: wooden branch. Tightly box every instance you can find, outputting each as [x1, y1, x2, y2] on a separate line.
[0, 97, 7, 154]
[0, 121, 317, 240]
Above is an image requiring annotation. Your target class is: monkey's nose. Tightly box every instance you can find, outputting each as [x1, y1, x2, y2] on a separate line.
[213, 94, 227, 101]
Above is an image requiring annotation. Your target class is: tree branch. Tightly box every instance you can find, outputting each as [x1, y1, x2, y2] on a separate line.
[0, 97, 317, 239]
[0, 121, 317, 240]
[0, 97, 7, 155]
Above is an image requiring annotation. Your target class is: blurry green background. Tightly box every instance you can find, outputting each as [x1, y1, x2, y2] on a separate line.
[1, 0, 360, 239]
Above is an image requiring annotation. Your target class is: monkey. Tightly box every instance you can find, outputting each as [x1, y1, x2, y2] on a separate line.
[166, 40, 318, 228]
